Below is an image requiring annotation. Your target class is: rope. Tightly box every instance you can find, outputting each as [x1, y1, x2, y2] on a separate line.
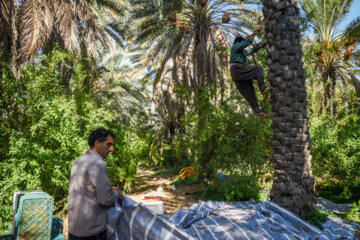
[261, 4, 299, 29]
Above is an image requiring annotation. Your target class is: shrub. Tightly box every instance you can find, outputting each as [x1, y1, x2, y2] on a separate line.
[0, 50, 146, 233]
[175, 93, 272, 182]
[204, 175, 261, 201]
[345, 200, 360, 223]
[310, 112, 360, 201]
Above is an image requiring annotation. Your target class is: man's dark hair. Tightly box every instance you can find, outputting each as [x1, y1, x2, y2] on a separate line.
[88, 128, 116, 148]
[234, 36, 245, 44]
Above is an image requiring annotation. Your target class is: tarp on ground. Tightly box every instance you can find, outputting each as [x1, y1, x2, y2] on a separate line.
[169, 200, 360, 240]
[107, 196, 360, 240]
[106, 196, 194, 240]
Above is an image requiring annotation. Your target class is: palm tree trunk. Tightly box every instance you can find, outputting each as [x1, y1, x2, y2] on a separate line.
[262, 0, 316, 218]
[324, 75, 337, 116]
[10, 0, 18, 77]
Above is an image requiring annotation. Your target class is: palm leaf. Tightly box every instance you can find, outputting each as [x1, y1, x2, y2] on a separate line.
[17, 0, 54, 62]
[73, 0, 103, 55]
[54, 0, 79, 54]
[300, 0, 353, 41]
[342, 16, 360, 47]
[0, 0, 10, 43]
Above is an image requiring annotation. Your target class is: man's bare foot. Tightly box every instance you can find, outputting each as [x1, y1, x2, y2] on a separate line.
[262, 87, 272, 95]
[257, 112, 268, 119]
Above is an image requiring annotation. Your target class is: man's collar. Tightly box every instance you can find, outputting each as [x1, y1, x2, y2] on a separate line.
[87, 149, 104, 160]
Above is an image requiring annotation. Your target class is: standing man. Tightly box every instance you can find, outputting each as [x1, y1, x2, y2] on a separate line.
[68, 128, 123, 240]
[230, 26, 272, 119]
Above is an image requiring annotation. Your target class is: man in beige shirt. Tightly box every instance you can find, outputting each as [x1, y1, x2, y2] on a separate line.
[68, 128, 123, 240]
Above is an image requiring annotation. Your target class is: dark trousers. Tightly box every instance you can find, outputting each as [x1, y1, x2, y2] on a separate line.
[69, 230, 107, 240]
[230, 64, 265, 113]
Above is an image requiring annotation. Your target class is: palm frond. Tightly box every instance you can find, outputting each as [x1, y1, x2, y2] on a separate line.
[300, 0, 354, 41]
[73, 0, 103, 55]
[342, 16, 360, 47]
[17, 0, 54, 62]
[0, 0, 10, 43]
[54, 0, 79, 54]
[126, 0, 263, 131]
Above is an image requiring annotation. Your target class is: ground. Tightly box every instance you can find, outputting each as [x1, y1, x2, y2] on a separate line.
[126, 168, 200, 213]
[62, 168, 200, 238]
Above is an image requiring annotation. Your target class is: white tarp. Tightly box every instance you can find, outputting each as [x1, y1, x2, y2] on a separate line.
[107, 196, 193, 240]
[107, 196, 360, 240]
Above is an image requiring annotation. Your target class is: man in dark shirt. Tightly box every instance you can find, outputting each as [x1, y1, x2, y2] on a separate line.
[68, 128, 123, 240]
[230, 26, 272, 119]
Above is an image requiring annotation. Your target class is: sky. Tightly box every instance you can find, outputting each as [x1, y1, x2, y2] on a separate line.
[337, 0, 360, 30]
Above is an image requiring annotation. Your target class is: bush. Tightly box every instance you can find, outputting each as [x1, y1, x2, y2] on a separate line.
[308, 209, 332, 229]
[174, 93, 272, 182]
[155, 91, 273, 202]
[345, 200, 360, 223]
[0, 50, 146, 233]
[106, 127, 148, 192]
[204, 175, 261, 201]
[310, 112, 360, 201]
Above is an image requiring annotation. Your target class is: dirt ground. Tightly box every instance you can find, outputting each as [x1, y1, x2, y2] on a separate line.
[126, 169, 200, 213]
[62, 168, 199, 239]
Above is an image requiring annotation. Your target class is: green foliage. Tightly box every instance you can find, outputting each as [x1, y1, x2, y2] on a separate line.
[0, 50, 147, 233]
[345, 200, 360, 223]
[308, 202, 360, 230]
[310, 112, 360, 201]
[151, 89, 273, 201]
[308, 209, 332, 229]
[171, 176, 200, 188]
[300, 0, 360, 116]
[106, 127, 148, 192]
[175, 92, 272, 181]
[204, 175, 261, 202]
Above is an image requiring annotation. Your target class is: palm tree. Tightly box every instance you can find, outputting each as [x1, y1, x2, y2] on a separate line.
[299, 0, 360, 114]
[95, 50, 151, 124]
[130, 0, 262, 97]
[0, 0, 127, 76]
[262, 0, 316, 218]
[129, 0, 263, 169]
[0, 0, 18, 75]
[129, 0, 262, 125]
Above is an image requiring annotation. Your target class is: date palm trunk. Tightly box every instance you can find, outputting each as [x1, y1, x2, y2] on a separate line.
[262, 0, 317, 218]
[9, 0, 18, 77]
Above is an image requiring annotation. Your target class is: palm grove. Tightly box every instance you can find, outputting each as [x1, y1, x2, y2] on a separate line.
[0, 0, 359, 231]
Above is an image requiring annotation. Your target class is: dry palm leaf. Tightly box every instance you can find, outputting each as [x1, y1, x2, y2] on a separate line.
[343, 43, 357, 61]
[0, 0, 10, 43]
[17, 0, 54, 62]
[54, 0, 79, 54]
[73, 0, 100, 55]
[200, 0, 207, 8]
[168, 12, 178, 24]
[222, 11, 230, 23]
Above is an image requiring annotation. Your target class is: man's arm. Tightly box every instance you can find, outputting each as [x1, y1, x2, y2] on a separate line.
[244, 41, 267, 56]
[112, 186, 123, 201]
[232, 39, 253, 52]
[88, 161, 119, 206]
[234, 25, 263, 53]
[244, 45, 261, 56]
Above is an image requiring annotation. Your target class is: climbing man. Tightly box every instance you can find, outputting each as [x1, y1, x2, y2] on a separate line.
[230, 25, 272, 119]
[68, 128, 123, 240]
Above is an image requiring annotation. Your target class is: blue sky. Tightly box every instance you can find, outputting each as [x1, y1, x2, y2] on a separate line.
[338, 0, 360, 30]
